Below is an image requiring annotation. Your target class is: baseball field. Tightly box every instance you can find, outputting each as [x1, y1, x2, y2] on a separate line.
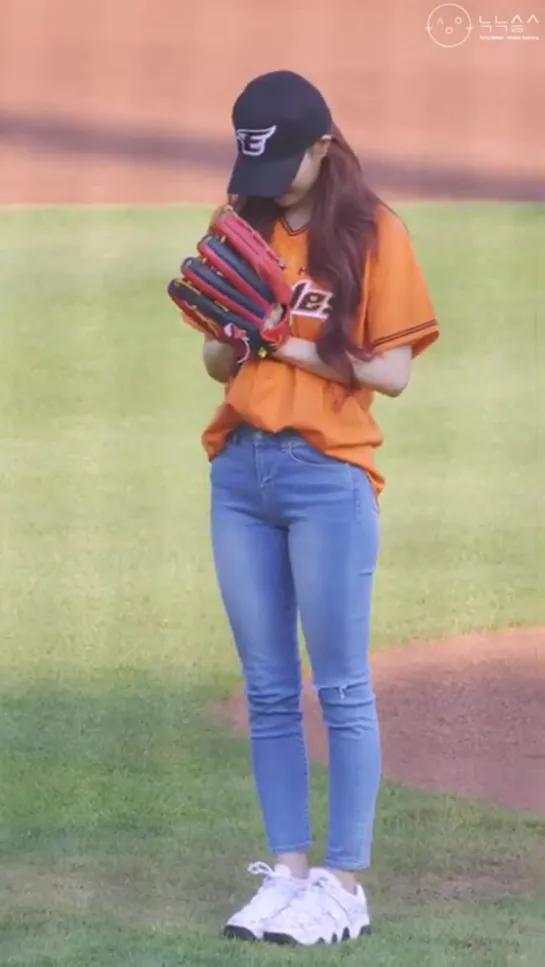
[2, 200, 544, 966]
[1, 2, 545, 965]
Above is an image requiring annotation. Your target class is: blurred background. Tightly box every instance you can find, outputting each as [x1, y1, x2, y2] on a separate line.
[1, 0, 544, 205]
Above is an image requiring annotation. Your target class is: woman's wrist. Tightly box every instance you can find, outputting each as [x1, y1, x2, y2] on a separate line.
[272, 336, 302, 364]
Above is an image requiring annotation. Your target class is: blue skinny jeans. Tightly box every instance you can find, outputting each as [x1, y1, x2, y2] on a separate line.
[210, 425, 381, 869]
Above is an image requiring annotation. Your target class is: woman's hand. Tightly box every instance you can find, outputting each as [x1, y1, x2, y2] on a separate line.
[202, 337, 239, 384]
[273, 337, 412, 397]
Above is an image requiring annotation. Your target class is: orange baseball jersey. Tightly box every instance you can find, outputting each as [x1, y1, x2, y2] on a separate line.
[198, 204, 439, 494]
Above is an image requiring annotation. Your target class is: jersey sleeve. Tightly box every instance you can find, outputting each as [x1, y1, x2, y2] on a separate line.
[364, 208, 439, 357]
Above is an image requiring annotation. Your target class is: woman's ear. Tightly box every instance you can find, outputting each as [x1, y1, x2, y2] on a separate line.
[311, 136, 332, 161]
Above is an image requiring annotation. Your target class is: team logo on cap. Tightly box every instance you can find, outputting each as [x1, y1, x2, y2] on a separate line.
[235, 126, 277, 157]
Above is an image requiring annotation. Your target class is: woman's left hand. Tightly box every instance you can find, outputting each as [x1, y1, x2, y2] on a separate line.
[272, 336, 305, 364]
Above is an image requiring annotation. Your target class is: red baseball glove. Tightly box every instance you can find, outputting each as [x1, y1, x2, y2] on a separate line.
[167, 205, 292, 360]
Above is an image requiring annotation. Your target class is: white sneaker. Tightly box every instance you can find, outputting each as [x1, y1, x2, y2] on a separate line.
[262, 867, 371, 946]
[223, 861, 307, 942]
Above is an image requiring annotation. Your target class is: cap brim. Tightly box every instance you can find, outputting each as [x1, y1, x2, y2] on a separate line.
[227, 151, 305, 199]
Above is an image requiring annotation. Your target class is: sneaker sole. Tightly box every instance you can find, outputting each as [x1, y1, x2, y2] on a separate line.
[223, 924, 260, 942]
[263, 924, 371, 946]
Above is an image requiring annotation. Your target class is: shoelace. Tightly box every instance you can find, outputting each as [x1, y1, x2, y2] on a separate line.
[278, 873, 350, 930]
[244, 862, 298, 906]
[248, 861, 282, 881]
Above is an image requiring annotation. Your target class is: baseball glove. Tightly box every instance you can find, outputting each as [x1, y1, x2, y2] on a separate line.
[167, 205, 292, 360]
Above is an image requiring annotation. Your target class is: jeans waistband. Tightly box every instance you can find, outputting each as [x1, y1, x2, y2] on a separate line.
[230, 424, 303, 446]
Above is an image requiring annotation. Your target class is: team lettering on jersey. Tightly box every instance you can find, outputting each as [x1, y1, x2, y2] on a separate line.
[290, 278, 333, 321]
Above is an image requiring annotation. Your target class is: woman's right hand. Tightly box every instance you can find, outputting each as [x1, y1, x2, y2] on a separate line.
[202, 337, 240, 384]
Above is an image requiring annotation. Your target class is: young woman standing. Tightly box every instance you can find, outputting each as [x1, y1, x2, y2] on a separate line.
[199, 70, 439, 946]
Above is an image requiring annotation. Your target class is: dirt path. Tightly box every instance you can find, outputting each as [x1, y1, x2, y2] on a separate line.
[220, 628, 545, 815]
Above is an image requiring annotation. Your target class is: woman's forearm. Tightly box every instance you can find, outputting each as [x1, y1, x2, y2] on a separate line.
[202, 338, 239, 383]
[274, 338, 412, 397]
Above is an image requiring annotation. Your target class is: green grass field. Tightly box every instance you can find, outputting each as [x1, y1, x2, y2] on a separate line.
[1, 202, 544, 966]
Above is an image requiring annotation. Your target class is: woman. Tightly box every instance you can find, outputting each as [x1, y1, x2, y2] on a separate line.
[201, 70, 439, 946]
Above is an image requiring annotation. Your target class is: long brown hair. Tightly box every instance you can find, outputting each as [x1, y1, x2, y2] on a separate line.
[233, 123, 385, 383]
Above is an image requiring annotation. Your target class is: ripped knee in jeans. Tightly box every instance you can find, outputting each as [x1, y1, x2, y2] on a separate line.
[315, 680, 377, 728]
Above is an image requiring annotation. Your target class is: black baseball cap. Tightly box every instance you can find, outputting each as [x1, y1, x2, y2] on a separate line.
[227, 70, 332, 199]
